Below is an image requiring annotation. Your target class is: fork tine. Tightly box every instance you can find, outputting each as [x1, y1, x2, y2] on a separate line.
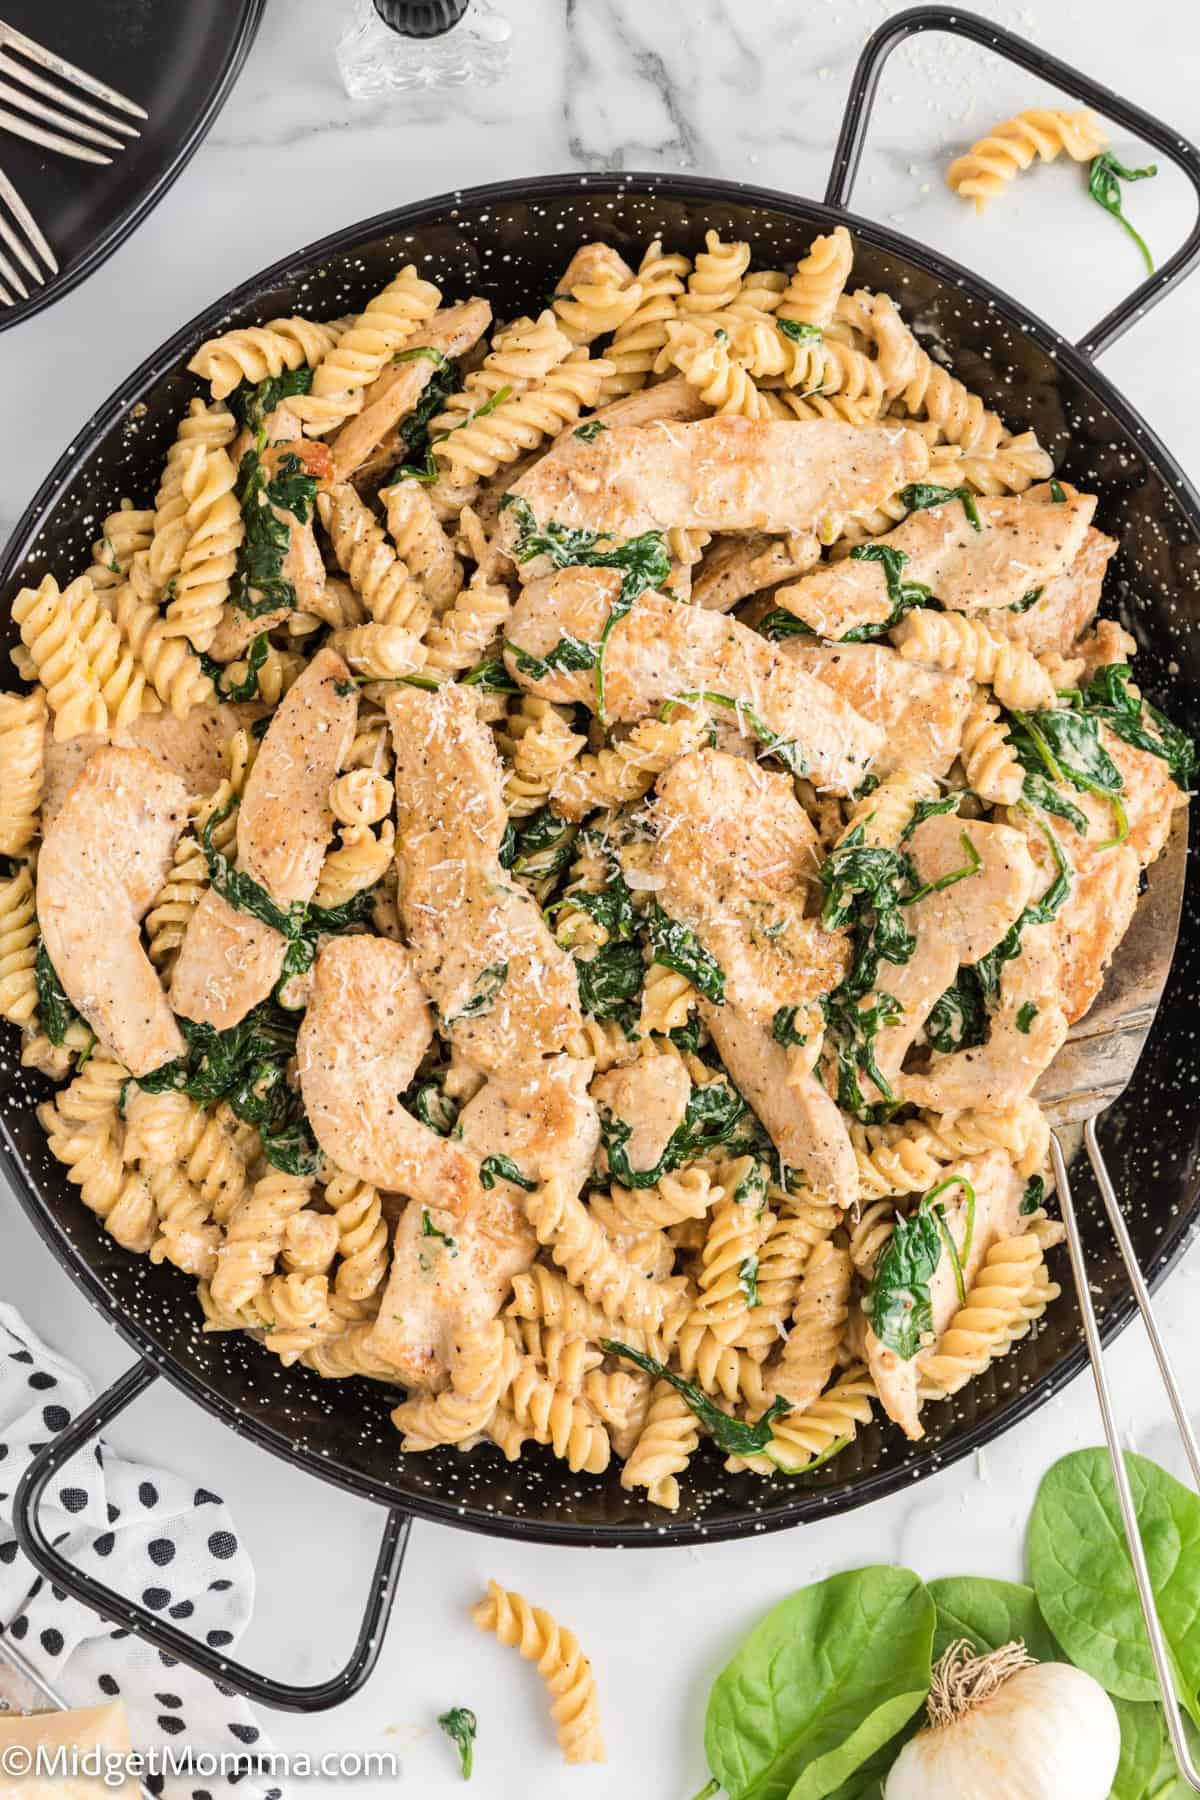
[0, 51, 140, 137]
[0, 106, 111, 164]
[0, 236, 29, 299]
[0, 280, 15, 307]
[0, 77, 126, 150]
[0, 167, 57, 274]
[0, 21, 147, 120]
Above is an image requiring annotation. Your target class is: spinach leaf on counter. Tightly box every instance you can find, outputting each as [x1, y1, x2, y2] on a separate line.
[1089, 151, 1158, 276]
[437, 1705, 477, 1781]
[696, 1567, 935, 1800]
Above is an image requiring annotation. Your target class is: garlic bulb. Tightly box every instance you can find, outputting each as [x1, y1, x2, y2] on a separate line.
[884, 1640, 1120, 1800]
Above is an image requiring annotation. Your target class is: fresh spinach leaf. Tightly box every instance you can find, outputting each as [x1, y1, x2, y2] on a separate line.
[231, 365, 313, 437]
[198, 632, 269, 702]
[1016, 1000, 1039, 1034]
[33, 940, 88, 1048]
[575, 939, 644, 1029]
[1010, 705, 1128, 843]
[757, 607, 815, 641]
[901, 793, 961, 839]
[660, 689, 807, 775]
[898, 482, 982, 532]
[1111, 1697, 1170, 1800]
[927, 1575, 1059, 1664]
[1089, 151, 1158, 276]
[573, 419, 607, 442]
[231, 446, 319, 618]
[862, 1201, 943, 1359]
[479, 1154, 537, 1192]
[778, 318, 823, 345]
[647, 901, 725, 1003]
[1076, 664, 1196, 792]
[506, 633, 598, 682]
[445, 961, 508, 1024]
[1029, 1448, 1200, 1725]
[599, 1079, 746, 1188]
[697, 1567, 935, 1800]
[461, 657, 520, 695]
[601, 1340, 791, 1456]
[437, 1705, 477, 1781]
[1021, 1174, 1046, 1216]
[500, 494, 670, 719]
[771, 1005, 810, 1048]
[843, 544, 932, 640]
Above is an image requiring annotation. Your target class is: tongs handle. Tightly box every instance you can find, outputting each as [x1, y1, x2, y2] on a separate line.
[1051, 1124, 1200, 1788]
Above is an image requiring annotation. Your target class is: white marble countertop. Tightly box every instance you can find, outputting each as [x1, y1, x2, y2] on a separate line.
[2, 1, 1199, 1794]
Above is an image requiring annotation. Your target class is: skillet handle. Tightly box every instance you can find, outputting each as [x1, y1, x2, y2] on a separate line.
[825, 3, 1200, 358]
[11, 1360, 411, 1714]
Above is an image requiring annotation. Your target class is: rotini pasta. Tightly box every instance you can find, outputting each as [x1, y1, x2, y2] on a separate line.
[948, 109, 1109, 211]
[291, 267, 442, 434]
[0, 687, 45, 855]
[892, 607, 1057, 710]
[472, 1581, 605, 1765]
[188, 314, 350, 400]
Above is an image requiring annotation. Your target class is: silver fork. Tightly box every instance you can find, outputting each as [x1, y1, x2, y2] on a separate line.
[0, 164, 56, 302]
[0, 18, 145, 165]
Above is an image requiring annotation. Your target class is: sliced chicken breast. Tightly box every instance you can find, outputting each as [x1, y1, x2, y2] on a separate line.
[41, 700, 262, 829]
[692, 533, 821, 613]
[650, 749, 848, 1023]
[37, 746, 188, 1076]
[170, 647, 357, 1028]
[458, 1055, 601, 1197]
[779, 641, 971, 778]
[505, 571, 884, 795]
[497, 417, 930, 550]
[386, 684, 581, 1067]
[772, 490, 1095, 641]
[297, 933, 481, 1212]
[700, 1003, 857, 1206]
[977, 527, 1116, 656]
[591, 1055, 690, 1178]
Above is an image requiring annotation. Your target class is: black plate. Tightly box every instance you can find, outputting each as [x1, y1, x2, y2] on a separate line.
[0, 0, 265, 332]
[2, 171, 1199, 1551]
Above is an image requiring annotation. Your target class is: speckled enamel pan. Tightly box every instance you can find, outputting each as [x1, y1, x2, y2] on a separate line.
[3, 5, 1199, 1715]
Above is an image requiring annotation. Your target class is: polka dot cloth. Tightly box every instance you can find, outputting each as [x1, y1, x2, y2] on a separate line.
[0, 1306, 282, 1799]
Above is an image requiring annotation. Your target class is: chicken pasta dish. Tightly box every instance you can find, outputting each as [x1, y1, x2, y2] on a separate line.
[1, 226, 1190, 1508]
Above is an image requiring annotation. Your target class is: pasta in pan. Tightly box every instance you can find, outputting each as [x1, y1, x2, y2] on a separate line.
[3, 226, 1190, 1519]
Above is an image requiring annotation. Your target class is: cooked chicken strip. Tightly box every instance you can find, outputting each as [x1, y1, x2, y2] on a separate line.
[866, 1150, 1024, 1440]
[241, 439, 332, 618]
[779, 641, 971, 778]
[650, 749, 848, 1023]
[385, 684, 581, 1068]
[297, 934, 481, 1211]
[869, 815, 1037, 1095]
[692, 532, 821, 613]
[41, 701, 262, 829]
[170, 647, 356, 1028]
[505, 571, 884, 795]
[772, 490, 1095, 641]
[977, 527, 1116, 656]
[587, 375, 710, 431]
[458, 1056, 601, 1197]
[329, 298, 493, 481]
[700, 1003, 857, 1206]
[591, 1055, 691, 1178]
[37, 747, 188, 1076]
[902, 921, 1069, 1111]
[497, 417, 930, 551]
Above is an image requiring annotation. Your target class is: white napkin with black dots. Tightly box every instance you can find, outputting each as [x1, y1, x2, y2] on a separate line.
[0, 1303, 283, 1799]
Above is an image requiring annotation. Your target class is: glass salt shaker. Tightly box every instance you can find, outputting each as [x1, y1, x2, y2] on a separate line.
[337, 0, 511, 96]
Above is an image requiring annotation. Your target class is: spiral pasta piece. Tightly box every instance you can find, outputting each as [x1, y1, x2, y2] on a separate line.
[602, 1164, 722, 1231]
[850, 1120, 947, 1202]
[161, 445, 243, 651]
[598, 240, 691, 398]
[328, 768, 393, 829]
[553, 273, 643, 347]
[0, 863, 37, 1027]
[188, 314, 350, 400]
[915, 1099, 1052, 1180]
[892, 608, 1057, 710]
[148, 400, 238, 590]
[496, 695, 587, 818]
[551, 706, 708, 822]
[673, 1322, 769, 1413]
[948, 109, 1109, 212]
[848, 1196, 901, 1277]
[291, 267, 442, 434]
[769, 1240, 852, 1408]
[90, 501, 154, 594]
[70, 574, 160, 727]
[143, 831, 207, 975]
[778, 226, 854, 329]
[211, 1169, 313, 1311]
[263, 1271, 340, 1365]
[112, 553, 215, 719]
[619, 1381, 699, 1511]
[422, 574, 513, 680]
[319, 483, 431, 635]
[0, 687, 45, 856]
[561, 1016, 640, 1071]
[731, 1366, 876, 1476]
[954, 431, 1056, 496]
[679, 231, 751, 315]
[502, 1355, 611, 1473]
[392, 1320, 517, 1449]
[37, 1102, 156, 1254]
[314, 820, 394, 908]
[918, 1233, 1053, 1396]
[146, 1165, 220, 1278]
[525, 1178, 688, 1339]
[443, 311, 573, 423]
[837, 768, 940, 850]
[962, 696, 1023, 804]
[690, 1193, 775, 1342]
[380, 478, 463, 612]
[472, 1581, 605, 1765]
[322, 1168, 390, 1301]
[665, 326, 773, 420]
[436, 350, 615, 483]
[11, 576, 107, 740]
[505, 1317, 602, 1391]
[637, 961, 695, 1036]
[732, 1211, 828, 1356]
[894, 333, 1007, 455]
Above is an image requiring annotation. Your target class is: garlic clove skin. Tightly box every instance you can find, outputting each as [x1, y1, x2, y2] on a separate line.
[883, 1661, 1121, 1800]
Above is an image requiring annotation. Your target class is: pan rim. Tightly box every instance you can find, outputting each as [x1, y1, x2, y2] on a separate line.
[3, 167, 1197, 1547]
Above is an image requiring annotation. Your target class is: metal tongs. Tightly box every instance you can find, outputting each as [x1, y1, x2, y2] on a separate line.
[1035, 815, 1198, 1785]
